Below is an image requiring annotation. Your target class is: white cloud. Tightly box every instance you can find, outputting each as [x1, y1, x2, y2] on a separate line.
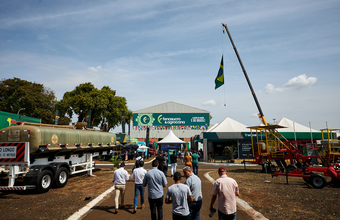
[283, 74, 317, 89]
[264, 83, 286, 94]
[202, 100, 216, 106]
[37, 34, 49, 40]
[265, 74, 317, 94]
[87, 66, 107, 72]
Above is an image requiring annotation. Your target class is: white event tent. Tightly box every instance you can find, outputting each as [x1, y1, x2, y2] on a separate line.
[158, 130, 186, 144]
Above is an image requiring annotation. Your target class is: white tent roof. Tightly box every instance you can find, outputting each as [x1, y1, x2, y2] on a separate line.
[206, 123, 218, 132]
[276, 117, 319, 132]
[158, 130, 186, 144]
[208, 117, 249, 132]
[138, 145, 149, 150]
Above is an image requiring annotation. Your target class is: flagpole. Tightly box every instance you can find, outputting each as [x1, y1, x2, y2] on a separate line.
[222, 23, 267, 125]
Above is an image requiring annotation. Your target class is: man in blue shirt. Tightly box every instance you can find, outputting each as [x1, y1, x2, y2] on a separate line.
[183, 166, 203, 220]
[143, 159, 167, 220]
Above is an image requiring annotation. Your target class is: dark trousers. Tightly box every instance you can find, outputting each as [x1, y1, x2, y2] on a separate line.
[192, 163, 198, 175]
[163, 163, 168, 176]
[148, 196, 163, 220]
[218, 210, 237, 220]
[172, 213, 190, 220]
[189, 200, 202, 220]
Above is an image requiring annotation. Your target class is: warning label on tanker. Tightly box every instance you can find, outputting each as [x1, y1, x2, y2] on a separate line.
[0, 146, 17, 159]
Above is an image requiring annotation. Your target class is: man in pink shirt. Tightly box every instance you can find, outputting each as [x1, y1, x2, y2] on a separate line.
[209, 167, 239, 220]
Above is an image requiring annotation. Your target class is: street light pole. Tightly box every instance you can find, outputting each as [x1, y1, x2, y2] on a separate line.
[17, 108, 25, 115]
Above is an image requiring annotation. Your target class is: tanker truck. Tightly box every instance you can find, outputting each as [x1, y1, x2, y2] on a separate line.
[0, 122, 116, 193]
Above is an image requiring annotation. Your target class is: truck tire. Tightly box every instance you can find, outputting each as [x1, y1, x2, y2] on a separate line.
[54, 167, 69, 188]
[286, 164, 297, 173]
[37, 170, 53, 193]
[309, 174, 326, 189]
[303, 172, 315, 183]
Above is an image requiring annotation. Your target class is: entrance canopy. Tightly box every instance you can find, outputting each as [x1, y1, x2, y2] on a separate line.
[158, 130, 186, 144]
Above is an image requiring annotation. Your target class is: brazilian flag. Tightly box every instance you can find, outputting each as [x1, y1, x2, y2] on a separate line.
[215, 56, 224, 89]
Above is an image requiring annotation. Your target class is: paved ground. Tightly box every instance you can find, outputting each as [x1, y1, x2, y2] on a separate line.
[82, 161, 251, 220]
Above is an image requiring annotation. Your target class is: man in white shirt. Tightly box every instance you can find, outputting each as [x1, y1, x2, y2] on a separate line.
[132, 160, 147, 213]
[112, 162, 129, 213]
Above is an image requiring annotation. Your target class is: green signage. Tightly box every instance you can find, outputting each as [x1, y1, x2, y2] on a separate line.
[133, 113, 209, 126]
[0, 111, 41, 130]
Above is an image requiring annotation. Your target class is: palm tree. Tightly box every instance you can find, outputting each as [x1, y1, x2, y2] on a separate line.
[223, 145, 238, 162]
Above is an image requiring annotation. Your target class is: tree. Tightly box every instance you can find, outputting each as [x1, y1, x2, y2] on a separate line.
[0, 78, 57, 124]
[223, 145, 238, 161]
[56, 82, 130, 132]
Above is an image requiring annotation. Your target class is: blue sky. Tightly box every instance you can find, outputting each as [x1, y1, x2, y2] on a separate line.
[1, 0, 339, 132]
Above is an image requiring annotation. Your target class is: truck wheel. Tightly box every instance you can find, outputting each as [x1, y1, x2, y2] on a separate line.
[54, 167, 69, 188]
[303, 172, 314, 183]
[286, 164, 297, 173]
[303, 177, 310, 183]
[37, 170, 53, 193]
[309, 174, 326, 189]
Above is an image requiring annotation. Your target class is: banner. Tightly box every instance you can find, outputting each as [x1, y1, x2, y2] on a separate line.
[133, 113, 209, 127]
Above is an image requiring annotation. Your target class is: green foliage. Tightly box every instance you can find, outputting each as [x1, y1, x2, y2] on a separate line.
[56, 82, 130, 131]
[57, 116, 72, 125]
[110, 155, 121, 169]
[223, 145, 238, 160]
[0, 78, 56, 124]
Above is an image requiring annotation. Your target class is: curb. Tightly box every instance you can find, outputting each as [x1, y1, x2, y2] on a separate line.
[66, 186, 115, 220]
[199, 162, 257, 166]
[204, 171, 268, 220]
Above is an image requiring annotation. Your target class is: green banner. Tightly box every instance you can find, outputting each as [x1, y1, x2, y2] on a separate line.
[133, 113, 209, 126]
[0, 111, 41, 130]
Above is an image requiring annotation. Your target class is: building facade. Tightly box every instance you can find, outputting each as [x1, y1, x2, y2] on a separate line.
[131, 101, 210, 144]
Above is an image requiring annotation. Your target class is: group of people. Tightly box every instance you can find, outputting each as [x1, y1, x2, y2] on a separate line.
[154, 150, 201, 178]
[112, 152, 239, 220]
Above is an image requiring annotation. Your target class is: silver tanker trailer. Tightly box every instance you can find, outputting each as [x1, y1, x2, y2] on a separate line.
[0, 122, 116, 193]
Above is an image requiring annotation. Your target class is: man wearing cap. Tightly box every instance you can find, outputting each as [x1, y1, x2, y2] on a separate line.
[191, 151, 199, 176]
[143, 159, 167, 220]
[209, 167, 239, 220]
[165, 172, 193, 220]
[183, 166, 202, 220]
[112, 162, 130, 214]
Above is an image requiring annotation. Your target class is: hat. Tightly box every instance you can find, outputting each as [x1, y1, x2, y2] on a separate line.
[120, 162, 125, 167]
[173, 172, 182, 181]
[218, 167, 226, 172]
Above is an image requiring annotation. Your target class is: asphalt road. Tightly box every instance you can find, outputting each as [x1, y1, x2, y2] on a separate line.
[83, 160, 256, 220]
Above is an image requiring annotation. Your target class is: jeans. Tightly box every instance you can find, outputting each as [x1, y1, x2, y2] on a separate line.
[163, 163, 168, 176]
[134, 184, 145, 207]
[149, 196, 163, 220]
[218, 210, 236, 220]
[189, 200, 202, 220]
[114, 184, 126, 209]
[171, 163, 177, 175]
[192, 163, 198, 175]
